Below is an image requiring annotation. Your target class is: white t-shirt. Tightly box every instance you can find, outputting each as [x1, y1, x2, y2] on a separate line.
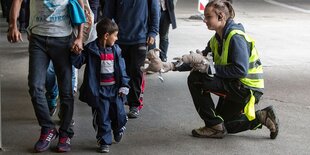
[28, 0, 72, 37]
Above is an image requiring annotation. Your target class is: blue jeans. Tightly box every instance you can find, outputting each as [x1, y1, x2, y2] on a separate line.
[28, 34, 74, 137]
[46, 62, 78, 108]
[92, 85, 127, 145]
[158, 10, 171, 62]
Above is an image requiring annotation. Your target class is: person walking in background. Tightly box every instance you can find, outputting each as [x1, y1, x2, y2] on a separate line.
[104, 0, 160, 118]
[7, 0, 84, 152]
[157, 0, 177, 62]
[71, 18, 130, 153]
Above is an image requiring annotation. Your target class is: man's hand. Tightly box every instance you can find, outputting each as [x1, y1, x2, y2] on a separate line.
[7, 27, 23, 43]
[146, 36, 155, 46]
[71, 37, 84, 54]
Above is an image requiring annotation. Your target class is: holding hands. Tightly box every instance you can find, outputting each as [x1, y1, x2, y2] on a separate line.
[71, 37, 84, 54]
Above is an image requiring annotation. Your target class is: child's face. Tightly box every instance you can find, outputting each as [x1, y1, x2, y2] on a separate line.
[203, 7, 221, 30]
[106, 31, 118, 46]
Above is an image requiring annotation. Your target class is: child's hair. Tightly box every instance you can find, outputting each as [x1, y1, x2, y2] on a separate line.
[96, 17, 119, 39]
[206, 0, 235, 20]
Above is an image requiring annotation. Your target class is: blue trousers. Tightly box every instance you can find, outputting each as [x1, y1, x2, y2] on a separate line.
[92, 85, 127, 145]
[28, 34, 74, 137]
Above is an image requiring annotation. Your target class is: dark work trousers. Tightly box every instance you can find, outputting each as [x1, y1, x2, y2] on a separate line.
[119, 44, 147, 108]
[92, 85, 127, 145]
[187, 71, 262, 134]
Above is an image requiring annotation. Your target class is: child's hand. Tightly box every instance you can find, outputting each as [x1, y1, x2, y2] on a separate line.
[118, 87, 129, 97]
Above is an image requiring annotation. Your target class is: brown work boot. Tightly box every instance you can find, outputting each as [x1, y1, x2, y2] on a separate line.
[192, 123, 227, 139]
[257, 106, 279, 139]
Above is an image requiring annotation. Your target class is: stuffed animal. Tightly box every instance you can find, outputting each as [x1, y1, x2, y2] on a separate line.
[140, 48, 163, 73]
[181, 51, 206, 64]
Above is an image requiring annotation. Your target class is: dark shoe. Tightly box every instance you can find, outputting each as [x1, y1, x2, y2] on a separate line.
[34, 128, 58, 152]
[127, 107, 139, 119]
[257, 106, 279, 139]
[49, 106, 57, 116]
[97, 144, 109, 153]
[57, 136, 71, 152]
[114, 126, 126, 143]
[192, 123, 227, 139]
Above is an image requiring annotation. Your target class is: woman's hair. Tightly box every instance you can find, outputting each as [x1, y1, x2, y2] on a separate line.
[96, 17, 119, 39]
[206, 0, 235, 20]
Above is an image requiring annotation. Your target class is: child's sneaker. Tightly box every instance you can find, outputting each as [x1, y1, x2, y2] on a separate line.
[114, 126, 126, 143]
[57, 135, 71, 152]
[97, 144, 110, 153]
[34, 127, 58, 152]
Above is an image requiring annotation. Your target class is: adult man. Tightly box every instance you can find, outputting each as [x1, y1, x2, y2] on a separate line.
[7, 0, 84, 152]
[104, 0, 160, 118]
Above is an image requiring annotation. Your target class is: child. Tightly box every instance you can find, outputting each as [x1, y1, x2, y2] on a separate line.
[71, 18, 130, 153]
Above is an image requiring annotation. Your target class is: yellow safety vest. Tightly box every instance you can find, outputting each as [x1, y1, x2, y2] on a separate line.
[209, 30, 264, 121]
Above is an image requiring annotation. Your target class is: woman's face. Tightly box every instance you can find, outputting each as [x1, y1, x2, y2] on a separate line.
[203, 6, 221, 30]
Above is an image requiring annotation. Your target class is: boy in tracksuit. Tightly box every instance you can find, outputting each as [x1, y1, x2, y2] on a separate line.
[103, 0, 160, 118]
[71, 18, 130, 153]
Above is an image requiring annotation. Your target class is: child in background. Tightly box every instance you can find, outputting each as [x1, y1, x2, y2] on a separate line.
[71, 18, 130, 153]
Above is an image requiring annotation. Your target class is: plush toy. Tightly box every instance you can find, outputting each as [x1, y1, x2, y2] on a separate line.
[181, 51, 206, 64]
[140, 48, 163, 73]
